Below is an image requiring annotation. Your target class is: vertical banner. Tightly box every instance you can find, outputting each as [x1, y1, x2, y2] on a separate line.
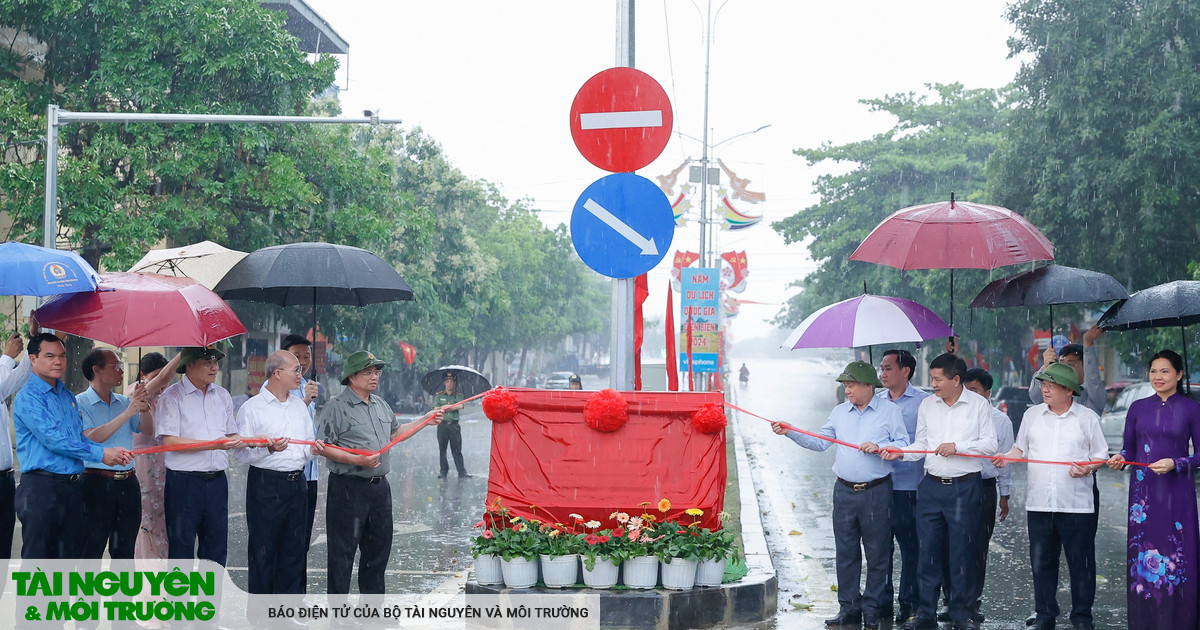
[679, 267, 720, 373]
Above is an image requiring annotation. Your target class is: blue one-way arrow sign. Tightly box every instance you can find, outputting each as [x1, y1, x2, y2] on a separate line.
[570, 173, 674, 279]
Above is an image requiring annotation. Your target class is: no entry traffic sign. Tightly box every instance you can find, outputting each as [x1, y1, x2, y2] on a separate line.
[571, 173, 674, 279]
[570, 67, 674, 173]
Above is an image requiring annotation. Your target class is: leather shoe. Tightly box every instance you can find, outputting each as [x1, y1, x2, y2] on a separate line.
[824, 611, 862, 626]
[972, 612, 986, 624]
[936, 606, 951, 622]
[459, 472, 473, 478]
[903, 616, 937, 630]
[953, 621, 980, 630]
[894, 605, 914, 624]
[1029, 620, 1056, 630]
[1026, 613, 1039, 626]
[1071, 623, 1094, 630]
[863, 615, 881, 629]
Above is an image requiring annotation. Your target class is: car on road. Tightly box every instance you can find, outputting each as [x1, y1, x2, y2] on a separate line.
[545, 371, 575, 389]
[992, 386, 1030, 436]
[1101, 382, 1150, 454]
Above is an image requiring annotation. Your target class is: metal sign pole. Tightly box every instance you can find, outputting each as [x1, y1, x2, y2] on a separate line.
[610, 0, 636, 391]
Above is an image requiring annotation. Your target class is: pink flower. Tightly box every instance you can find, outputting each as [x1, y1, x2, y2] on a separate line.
[627, 529, 640, 541]
[473, 520, 485, 529]
[482, 530, 493, 539]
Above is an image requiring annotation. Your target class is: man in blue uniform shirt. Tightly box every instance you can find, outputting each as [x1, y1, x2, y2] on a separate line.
[773, 361, 909, 629]
[12, 333, 132, 559]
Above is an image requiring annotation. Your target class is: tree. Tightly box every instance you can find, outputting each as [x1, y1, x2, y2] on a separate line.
[772, 83, 1025, 358]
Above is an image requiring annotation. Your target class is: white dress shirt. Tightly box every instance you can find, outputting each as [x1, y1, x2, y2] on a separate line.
[0, 354, 32, 471]
[903, 388, 999, 477]
[1014, 401, 1107, 513]
[980, 405, 1016, 497]
[155, 377, 236, 472]
[234, 389, 317, 472]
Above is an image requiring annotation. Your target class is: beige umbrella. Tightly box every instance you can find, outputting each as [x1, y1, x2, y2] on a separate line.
[128, 240, 247, 290]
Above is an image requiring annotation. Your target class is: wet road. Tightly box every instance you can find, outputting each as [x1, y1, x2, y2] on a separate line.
[737, 353, 1137, 630]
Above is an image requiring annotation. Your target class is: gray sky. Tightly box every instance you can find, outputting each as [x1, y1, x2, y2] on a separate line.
[305, 1, 1023, 348]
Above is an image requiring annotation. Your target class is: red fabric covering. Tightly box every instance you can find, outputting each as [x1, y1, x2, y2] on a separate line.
[487, 388, 726, 530]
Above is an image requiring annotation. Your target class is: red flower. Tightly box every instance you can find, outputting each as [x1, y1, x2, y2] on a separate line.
[511, 524, 521, 532]
[472, 520, 485, 529]
[677, 530, 686, 534]
[612, 527, 625, 538]
[585, 534, 601, 546]
[597, 535, 610, 543]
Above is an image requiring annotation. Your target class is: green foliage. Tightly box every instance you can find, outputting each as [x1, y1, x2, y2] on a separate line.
[489, 516, 540, 562]
[652, 521, 704, 563]
[536, 521, 585, 558]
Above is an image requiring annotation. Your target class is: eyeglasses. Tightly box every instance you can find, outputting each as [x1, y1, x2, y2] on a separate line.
[358, 368, 383, 377]
[275, 366, 304, 375]
[104, 363, 123, 370]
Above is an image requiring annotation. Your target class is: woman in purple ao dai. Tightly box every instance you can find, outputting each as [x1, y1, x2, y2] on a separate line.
[1108, 350, 1200, 630]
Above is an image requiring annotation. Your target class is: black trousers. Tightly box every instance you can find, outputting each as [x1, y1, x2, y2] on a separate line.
[832, 477, 893, 616]
[80, 473, 141, 559]
[1028, 510, 1095, 625]
[972, 479, 999, 616]
[889, 489, 919, 612]
[301, 478, 317, 591]
[15, 471, 84, 559]
[915, 474, 981, 624]
[246, 467, 307, 594]
[437, 422, 466, 476]
[0, 470, 15, 559]
[326, 473, 392, 594]
[164, 469, 228, 566]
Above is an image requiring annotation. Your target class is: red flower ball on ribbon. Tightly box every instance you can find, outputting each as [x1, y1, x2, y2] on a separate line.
[691, 403, 727, 434]
[482, 387, 518, 423]
[584, 388, 628, 432]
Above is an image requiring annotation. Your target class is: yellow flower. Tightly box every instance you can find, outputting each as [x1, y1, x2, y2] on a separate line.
[658, 499, 671, 513]
[685, 508, 703, 517]
[638, 501, 651, 509]
[609, 511, 620, 520]
[548, 529, 561, 538]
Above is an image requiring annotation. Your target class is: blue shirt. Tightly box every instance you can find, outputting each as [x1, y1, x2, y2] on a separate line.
[876, 383, 930, 491]
[786, 396, 910, 483]
[292, 377, 320, 482]
[12, 377, 104, 474]
[77, 386, 141, 471]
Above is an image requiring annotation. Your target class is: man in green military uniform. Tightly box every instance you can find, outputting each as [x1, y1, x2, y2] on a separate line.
[433, 371, 468, 480]
[318, 351, 441, 599]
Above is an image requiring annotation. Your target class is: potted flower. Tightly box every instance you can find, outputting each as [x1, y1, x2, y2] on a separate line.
[492, 515, 542, 588]
[470, 500, 506, 586]
[691, 510, 738, 586]
[537, 518, 585, 588]
[580, 519, 625, 589]
[618, 508, 661, 589]
[654, 507, 705, 590]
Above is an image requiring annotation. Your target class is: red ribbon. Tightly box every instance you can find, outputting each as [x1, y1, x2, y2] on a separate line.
[723, 401, 1149, 468]
[129, 390, 488, 457]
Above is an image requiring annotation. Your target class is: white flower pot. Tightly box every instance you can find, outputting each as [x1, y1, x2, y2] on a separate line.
[622, 555, 659, 589]
[660, 557, 697, 590]
[474, 554, 503, 585]
[539, 554, 579, 588]
[695, 557, 726, 586]
[500, 556, 538, 589]
[582, 557, 620, 589]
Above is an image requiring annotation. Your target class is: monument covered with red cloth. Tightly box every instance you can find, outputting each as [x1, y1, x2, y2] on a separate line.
[484, 388, 726, 530]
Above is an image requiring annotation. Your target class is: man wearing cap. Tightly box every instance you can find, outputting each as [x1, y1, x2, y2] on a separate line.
[77, 348, 150, 559]
[772, 361, 909, 629]
[432, 371, 468, 480]
[318, 351, 441, 596]
[155, 346, 256, 566]
[877, 348, 930, 624]
[993, 362, 1106, 630]
[882, 353, 998, 630]
[281, 333, 322, 582]
[1027, 327, 1106, 416]
[235, 350, 325, 595]
[13, 333, 133, 559]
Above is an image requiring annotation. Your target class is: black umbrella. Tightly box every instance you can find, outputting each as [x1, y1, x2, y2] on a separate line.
[421, 365, 493, 398]
[214, 242, 415, 376]
[970, 264, 1129, 331]
[1098, 280, 1200, 392]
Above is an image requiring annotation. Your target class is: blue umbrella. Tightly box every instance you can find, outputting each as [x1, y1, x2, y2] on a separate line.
[0, 242, 101, 297]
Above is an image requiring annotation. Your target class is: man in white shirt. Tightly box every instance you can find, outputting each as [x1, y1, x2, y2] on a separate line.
[882, 353, 997, 630]
[0, 332, 32, 559]
[994, 362, 1106, 630]
[236, 350, 325, 595]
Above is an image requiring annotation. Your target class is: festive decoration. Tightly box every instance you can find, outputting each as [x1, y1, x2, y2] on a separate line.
[482, 387, 519, 423]
[584, 389, 629, 432]
[716, 195, 763, 230]
[718, 159, 765, 204]
[399, 341, 416, 365]
[720, 250, 749, 293]
[691, 403, 727, 434]
[669, 250, 701, 293]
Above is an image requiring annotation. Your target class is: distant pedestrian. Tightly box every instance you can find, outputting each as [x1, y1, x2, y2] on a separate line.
[77, 348, 150, 559]
[774, 361, 909, 629]
[568, 374, 583, 390]
[1107, 350, 1200, 630]
[882, 353, 997, 630]
[433, 371, 468, 479]
[995, 362, 1106, 630]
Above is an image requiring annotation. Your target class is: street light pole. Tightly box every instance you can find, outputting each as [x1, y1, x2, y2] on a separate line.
[610, 0, 637, 391]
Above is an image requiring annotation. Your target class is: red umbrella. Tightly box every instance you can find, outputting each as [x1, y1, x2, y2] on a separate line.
[34, 272, 245, 347]
[849, 193, 1055, 327]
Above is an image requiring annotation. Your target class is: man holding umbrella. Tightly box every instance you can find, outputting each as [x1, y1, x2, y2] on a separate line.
[0, 331, 32, 559]
[318, 351, 441, 597]
[1028, 326, 1106, 416]
[433, 371, 468, 479]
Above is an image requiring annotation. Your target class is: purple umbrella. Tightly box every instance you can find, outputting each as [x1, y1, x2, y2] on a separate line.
[782, 294, 955, 360]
